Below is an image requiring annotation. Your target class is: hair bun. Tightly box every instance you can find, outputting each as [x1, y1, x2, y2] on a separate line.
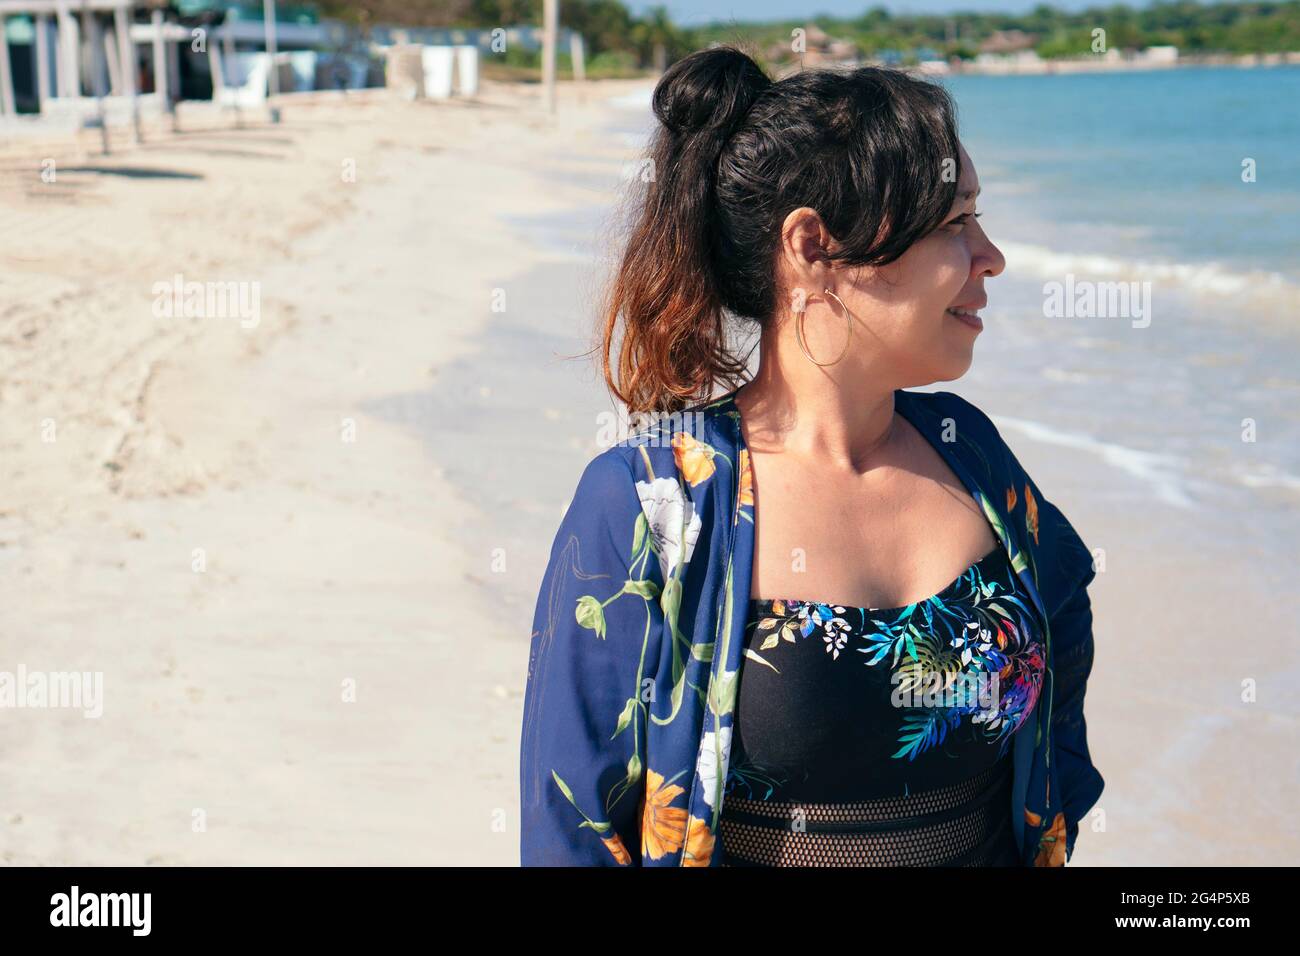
[652, 46, 772, 140]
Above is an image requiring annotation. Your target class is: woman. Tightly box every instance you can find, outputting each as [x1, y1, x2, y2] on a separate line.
[520, 46, 1103, 867]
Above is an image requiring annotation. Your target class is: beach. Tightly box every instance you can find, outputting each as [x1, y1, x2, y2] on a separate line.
[0, 80, 648, 864]
[1, 72, 1295, 866]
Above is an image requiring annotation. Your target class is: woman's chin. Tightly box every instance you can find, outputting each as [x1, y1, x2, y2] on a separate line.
[935, 348, 976, 382]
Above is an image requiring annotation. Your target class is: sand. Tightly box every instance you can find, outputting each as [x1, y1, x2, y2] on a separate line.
[0, 80, 646, 865]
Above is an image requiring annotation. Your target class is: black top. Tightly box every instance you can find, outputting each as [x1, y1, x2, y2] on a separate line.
[719, 543, 1046, 867]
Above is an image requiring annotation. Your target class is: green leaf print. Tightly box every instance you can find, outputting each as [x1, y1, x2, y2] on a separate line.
[612, 697, 637, 738]
[575, 595, 606, 638]
[631, 511, 647, 562]
[623, 578, 660, 600]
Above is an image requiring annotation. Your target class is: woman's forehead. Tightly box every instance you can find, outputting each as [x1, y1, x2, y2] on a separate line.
[957, 156, 980, 196]
[950, 161, 979, 201]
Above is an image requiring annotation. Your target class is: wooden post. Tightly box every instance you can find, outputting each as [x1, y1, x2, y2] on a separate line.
[35, 14, 52, 111]
[0, 16, 14, 118]
[541, 0, 556, 114]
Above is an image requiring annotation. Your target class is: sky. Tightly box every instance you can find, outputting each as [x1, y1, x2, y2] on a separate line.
[625, 0, 1175, 27]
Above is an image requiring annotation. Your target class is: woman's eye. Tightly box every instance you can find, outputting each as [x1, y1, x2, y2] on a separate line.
[947, 212, 981, 230]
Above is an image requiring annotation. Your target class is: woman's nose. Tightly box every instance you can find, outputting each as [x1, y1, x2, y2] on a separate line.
[974, 228, 1006, 280]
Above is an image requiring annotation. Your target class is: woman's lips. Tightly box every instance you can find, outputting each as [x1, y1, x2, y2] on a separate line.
[946, 307, 983, 331]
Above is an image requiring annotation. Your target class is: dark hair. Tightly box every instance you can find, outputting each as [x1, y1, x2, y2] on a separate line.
[599, 45, 963, 413]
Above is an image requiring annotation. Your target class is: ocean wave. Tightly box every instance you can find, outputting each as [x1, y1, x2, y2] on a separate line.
[999, 240, 1294, 300]
[1231, 463, 1300, 495]
[990, 412, 1197, 510]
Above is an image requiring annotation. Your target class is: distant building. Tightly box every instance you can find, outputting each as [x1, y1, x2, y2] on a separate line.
[1142, 45, 1179, 64]
[978, 30, 1037, 55]
[972, 49, 1045, 74]
[769, 22, 859, 67]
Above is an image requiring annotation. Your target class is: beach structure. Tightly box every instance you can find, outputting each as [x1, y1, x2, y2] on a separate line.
[0, 0, 363, 125]
[378, 40, 479, 101]
[0, 0, 155, 126]
[369, 23, 579, 102]
[764, 23, 860, 68]
[191, 2, 358, 97]
[2, 1, 578, 128]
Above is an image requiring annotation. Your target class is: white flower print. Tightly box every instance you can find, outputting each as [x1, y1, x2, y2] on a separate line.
[635, 477, 702, 584]
[696, 724, 733, 811]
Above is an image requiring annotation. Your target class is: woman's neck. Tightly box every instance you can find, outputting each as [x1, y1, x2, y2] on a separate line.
[734, 351, 900, 473]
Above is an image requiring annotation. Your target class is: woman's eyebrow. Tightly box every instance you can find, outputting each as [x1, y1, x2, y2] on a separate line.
[958, 186, 981, 201]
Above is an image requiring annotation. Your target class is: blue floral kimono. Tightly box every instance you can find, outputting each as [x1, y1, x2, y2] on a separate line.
[520, 387, 1104, 867]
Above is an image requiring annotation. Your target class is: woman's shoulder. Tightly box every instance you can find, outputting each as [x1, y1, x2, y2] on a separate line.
[897, 387, 1002, 439]
[579, 394, 742, 488]
[897, 388, 1021, 485]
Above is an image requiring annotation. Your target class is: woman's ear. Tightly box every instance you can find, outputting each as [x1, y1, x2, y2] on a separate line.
[777, 207, 832, 303]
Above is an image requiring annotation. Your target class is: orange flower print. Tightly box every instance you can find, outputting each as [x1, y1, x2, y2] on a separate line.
[1006, 485, 1017, 512]
[1032, 811, 1067, 867]
[1023, 482, 1039, 545]
[737, 449, 754, 508]
[681, 815, 715, 867]
[602, 833, 632, 865]
[641, 769, 688, 860]
[671, 433, 716, 487]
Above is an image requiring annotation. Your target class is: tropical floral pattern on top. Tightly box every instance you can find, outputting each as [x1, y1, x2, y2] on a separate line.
[732, 544, 1046, 795]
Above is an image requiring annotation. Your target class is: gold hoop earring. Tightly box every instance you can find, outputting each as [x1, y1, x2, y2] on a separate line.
[794, 289, 853, 367]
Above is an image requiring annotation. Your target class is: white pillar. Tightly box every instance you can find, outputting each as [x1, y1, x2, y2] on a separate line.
[0, 16, 14, 117]
[57, 4, 80, 98]
[114, 6, 135, 97]
[570, 32, 585, 83]
[263, 0, 279, 97]
[86, 12, 107, 97]
[35, 15, 52, 110]
[81, 2, 109, 152]
[150, 8, 167, 103]
[208, 34, 225, 97]
[542, 0, 557, 114]
[103, 23, 121, 95]
[113, 4, 140, 143]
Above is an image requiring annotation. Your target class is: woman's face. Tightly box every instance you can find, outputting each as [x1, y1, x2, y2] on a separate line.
[833, 143, 1006, 387]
